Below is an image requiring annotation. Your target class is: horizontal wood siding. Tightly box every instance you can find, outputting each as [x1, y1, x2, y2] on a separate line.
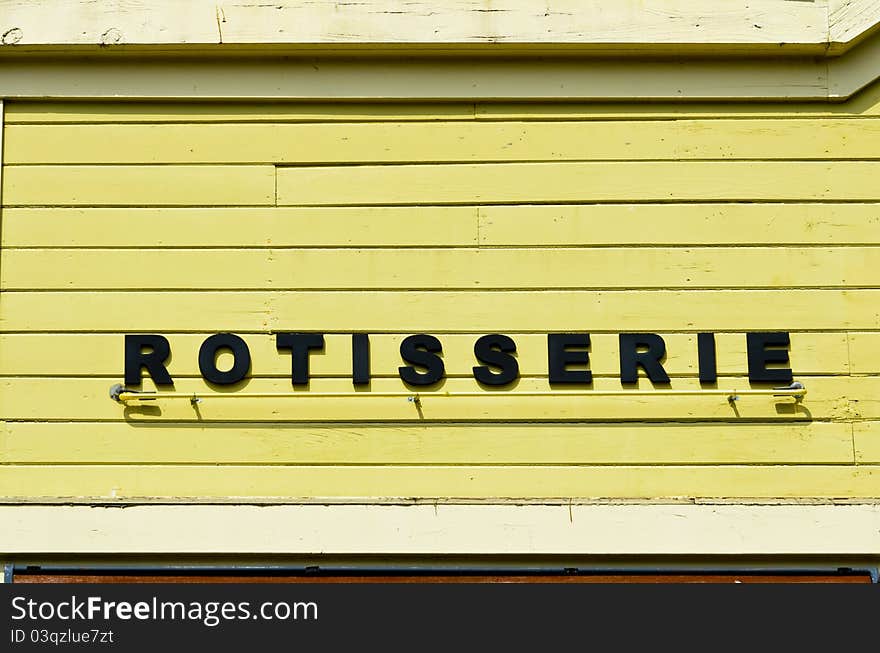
[3, 376, 869, 421]
[0, 333, 852, 376]
[0, 1, 833, 51]
[1, 465, 878, 500]
[0, 422, 854, 465]
[12, 119, 880, 164]
[2, 247, 878, 289]
[1, 290, 875, 332]
[1, 98, 878, 502]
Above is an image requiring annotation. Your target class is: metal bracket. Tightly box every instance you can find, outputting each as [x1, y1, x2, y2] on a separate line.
[110, 383, 157, 403]
[729, 381, 806, 404]
[774, 381, 806, 401]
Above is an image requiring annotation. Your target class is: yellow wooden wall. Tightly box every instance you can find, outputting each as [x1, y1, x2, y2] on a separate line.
[1, 90, 880, 502]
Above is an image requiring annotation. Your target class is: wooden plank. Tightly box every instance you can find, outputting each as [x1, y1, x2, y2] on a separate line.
[4, 247, 879, 291]
[7, 94, 880, 124]
[0, 332, 849, 378]
[1, 289, 877, 332]
[0, 464, 878, 501]
[14, 119, 880, 164]
[0, 376, 858, 422]
[478, 204, 880, 246]
[828, 28, 880, 100]
[0, 421, 854, 465]
[854, 421, 880, 462]
[830, 0, 880, 46]
[2, 102, 475, 123]
[477, 104, 876, 120]
[0, 58, 831, 102]
[1, 165, 276, 206]
[474, 80, 880, 118]
[0, 1, 830, 49]
[2, 504, 879, 555]
[2, 204, 878, 248]
[276, 161, 880, 206]
[0, 207, 478, 248]
[847, 333, 880, 373]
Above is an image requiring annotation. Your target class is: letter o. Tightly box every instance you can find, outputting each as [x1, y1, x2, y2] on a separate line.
[198, 333, 251, 385]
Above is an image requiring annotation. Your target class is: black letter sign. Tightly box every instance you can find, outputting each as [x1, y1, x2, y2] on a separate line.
[547, 333, 592, 384]
[473, 334, 519, 386]
[352, 333, 371, 386]
[199, 333, 251, 385]
[276, 333, 325, 386]
[746, 332, 793, 383]
[619, 333, 670, 384]
[399, 334, 445, 386]
[125, 334, 174, 386]
[697, 332, 718, 384]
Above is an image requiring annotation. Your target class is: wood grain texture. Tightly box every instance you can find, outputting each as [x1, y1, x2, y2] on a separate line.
[3, 97, 879, 506]
[4, 504, 880, 554]
[830, 0, 880, 45]
[0, 59, 832, 102]
[2, 102, 476, 123]
[0, 207, 479, 248]
[3, 204, 878, 248]
[853, 421, 880, 462]
[13, 119, 880, 164]
[0, 421, 854, 465]
[0, 1, 830, 49]
[475, 80, 880, 118]
[276, 161, 880, 206]
[1, 165, 275, 206]
[0, 332, 849, 377]
[847, 333, 880, 373]
[0, 376, 860, 422]
[478, 204, 880, 246]
[0, 464, 878, 500]
[10, 91, 880, 123]
[1, 290, 877, 332]
[4, 247, 877, 290]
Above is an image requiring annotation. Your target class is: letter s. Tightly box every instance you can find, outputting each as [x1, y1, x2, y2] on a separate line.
[11, 597, 26, 620]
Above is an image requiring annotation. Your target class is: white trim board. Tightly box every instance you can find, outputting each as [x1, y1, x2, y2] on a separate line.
[1, 36, 880, 101]
[2, 504, 880, 556]
[2, 1, 879, 56]
[0, 57, 837, 101]
[0, 1, 837, 53]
